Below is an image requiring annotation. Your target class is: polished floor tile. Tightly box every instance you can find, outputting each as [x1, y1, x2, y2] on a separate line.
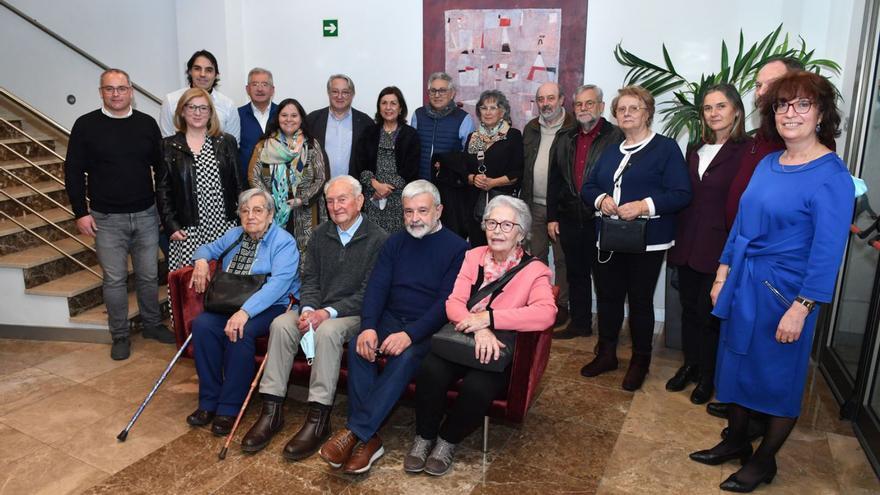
[0, 444, 108, 495]
[35, 344, 132, 383]
[0, 366, 76, 415]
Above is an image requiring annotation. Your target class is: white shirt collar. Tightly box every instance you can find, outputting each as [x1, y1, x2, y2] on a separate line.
[101, 106, 133, 119]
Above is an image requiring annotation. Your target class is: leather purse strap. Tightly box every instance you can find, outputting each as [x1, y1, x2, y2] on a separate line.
[211, 233, 247, 276]
[466, 254, 537, 310]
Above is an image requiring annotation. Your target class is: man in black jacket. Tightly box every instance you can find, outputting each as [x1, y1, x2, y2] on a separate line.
[64, 69, 174, 360]
[547, 84, 623, 339]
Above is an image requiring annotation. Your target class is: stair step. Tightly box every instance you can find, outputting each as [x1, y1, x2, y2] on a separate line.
[25, 263, 109, 297]
[0, 207, 74, 237]
[0, 234, 93, 269]
[0, 156, 63, 170]
[0, 179, 66, 202]
[69, 285, 168, 325]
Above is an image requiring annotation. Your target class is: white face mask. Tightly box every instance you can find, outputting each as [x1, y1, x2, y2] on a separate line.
[300, 321, 316, 365]
[853, 176, 868, 198]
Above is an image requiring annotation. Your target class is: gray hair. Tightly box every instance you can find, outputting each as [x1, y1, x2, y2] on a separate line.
[427, 71, 456, 92]
[535, 82, 562, 100]
[238, 188, 276, 217]
[402, 179, 441, 207]
[477, 89, 512, 125]
[323, 174, 363, 196]
[574, 84, 604, 102]
[482, 195, 532, 243]
[99, 68, 131, 86]
[327, 74, 355, 94]
[247, 67, 274, 85]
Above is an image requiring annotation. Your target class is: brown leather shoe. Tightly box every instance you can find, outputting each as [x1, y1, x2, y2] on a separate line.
[319, 428, 358, 468]
[580, 340, 618, 377]
[621, 353, 652, 391]
[241, 400, 284, 453]
[283, 404, 332, 460]
[342, 435, 385, 474]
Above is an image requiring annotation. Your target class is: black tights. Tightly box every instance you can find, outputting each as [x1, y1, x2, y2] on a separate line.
[711, 404, 796, 484]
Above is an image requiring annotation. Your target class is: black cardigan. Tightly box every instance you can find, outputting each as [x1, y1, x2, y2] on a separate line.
[352, 123, 421, 183]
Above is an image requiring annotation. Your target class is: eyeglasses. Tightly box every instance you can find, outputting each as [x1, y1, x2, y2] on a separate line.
[185, 104, 210, 114]
[479, 105, 501, 112]
[772, 99, 814, 115]
[240, 206, 267, 216]
[330, 89, 352, 97]
[249, 81, 272, 88]
[482, 219, 520, 233]
[615, 105, 645, 115]
[100, 86, 131, 95]
[575, 100, 600, 109]
[428, 88, 450, 96]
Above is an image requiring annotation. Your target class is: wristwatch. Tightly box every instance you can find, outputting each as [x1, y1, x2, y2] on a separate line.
[794, 296, 817, 313]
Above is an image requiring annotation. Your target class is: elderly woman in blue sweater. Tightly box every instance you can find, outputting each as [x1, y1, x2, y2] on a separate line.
[581, 85, 692, 391]
[185, 188, 301, 436]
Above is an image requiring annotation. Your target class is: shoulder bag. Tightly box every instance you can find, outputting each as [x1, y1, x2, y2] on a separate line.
[597, 160, 647, 258]
[203, 234, 269, 314]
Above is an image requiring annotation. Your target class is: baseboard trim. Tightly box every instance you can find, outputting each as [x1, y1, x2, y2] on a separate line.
[0, 324, 112, 343]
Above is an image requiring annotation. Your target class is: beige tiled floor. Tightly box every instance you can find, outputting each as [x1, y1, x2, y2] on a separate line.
[0, 330, 877, 495]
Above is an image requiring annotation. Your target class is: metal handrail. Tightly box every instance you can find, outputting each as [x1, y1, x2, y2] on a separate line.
[0, 188, 93, 253]
[0, 131, 65, 184]
[0, 157, 72, 215]
[0, 1, 162, 105]
[0, 88, 70, 137]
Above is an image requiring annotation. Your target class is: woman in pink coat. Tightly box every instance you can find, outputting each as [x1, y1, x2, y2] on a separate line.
[406, 195, 556, 476]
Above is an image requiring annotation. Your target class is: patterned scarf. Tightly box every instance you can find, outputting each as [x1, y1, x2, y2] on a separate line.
[259, 130, 303, 227]
[471, 245, 524, 313]
[227, 234, 259, 275]
[425, 101, 457, 119]
[467, 120, 510, 161]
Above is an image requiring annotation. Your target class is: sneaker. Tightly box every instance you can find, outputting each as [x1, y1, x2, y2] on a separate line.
[111, 337, 131, 360]
[143, 324, 176, 344]
[404, 435, 435, 473]
[424, 438, 456, 476]
[342, 435, 385, 475]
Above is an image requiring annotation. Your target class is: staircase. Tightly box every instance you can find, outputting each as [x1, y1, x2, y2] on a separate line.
[0, 88, 167, 342]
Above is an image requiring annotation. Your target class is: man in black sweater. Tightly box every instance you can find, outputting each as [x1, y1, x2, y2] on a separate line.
[239, 175, 388, 460]
[64, 68, 174, 360]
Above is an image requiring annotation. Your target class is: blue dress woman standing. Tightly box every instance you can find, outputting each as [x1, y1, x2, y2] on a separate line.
[689, 72, 854, 493]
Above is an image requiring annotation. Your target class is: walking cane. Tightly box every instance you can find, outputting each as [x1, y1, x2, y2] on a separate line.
[218, 294, 298, 460]
[117, 332, 193, 441]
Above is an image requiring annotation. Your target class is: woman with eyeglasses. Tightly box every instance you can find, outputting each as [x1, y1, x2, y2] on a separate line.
[248, 98, 327, 254]
[406, 195, 556, 476]
[156, 87, 242, 274]
[581, 85, 691, 392]
[665, 84, 753, 405]
[689, 72, 853, 492]
[462, 89, 524, 246]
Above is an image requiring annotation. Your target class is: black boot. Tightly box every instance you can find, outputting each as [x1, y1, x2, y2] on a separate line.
[283, 403, 332, 460]
[580, 340, 618, 377]
[665, 364, 699, 392]
[690, 376, 714, 404]
[241, 398, 284, 452]
[621, 353, 651, 391]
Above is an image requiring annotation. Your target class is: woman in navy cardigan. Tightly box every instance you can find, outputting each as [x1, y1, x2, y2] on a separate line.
[581, 86, 691, 391]
[665, 84, 752, 404]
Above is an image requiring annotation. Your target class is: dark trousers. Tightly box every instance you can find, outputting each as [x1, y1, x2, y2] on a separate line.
[346, 312, 431, 443]
[677, 265, 720, 378]
[559, 216, 596, 326]
[192, 305, 286, 416]
[415, 352, 509, 444]
[594, 250, 665, 354]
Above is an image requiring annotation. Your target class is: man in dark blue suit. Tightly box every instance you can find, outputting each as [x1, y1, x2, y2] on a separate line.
[238, 67, 278, 179]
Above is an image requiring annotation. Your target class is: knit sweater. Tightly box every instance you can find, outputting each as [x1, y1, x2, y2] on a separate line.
[299, 216, 389, 317]
[360, 226, 468, 342]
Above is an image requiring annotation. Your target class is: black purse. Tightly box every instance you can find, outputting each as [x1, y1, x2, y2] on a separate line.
[203, 235, 269, 314]
[597, 159, 647, 257]
[430, 255, 537, 372]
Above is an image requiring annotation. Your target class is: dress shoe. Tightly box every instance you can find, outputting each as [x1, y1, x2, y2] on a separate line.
[403, 435, 435, 473]
[111, 336, 131, 360]
[283, 403, 332, 460]
[690, 379, 714, 404]
[424, 438, 457, 476]
[721, 419, 767, 442]
[211, 415, 235, 436]
[342, 435, 385, 474]
[665, 364, 699, 392]
[142, 324, 176, 344]
[553, 320, 592, 340]
[319, 428, 358, 468]
[241, 400, 284, 453]
[689, 443, 753, 466]
[554, 305, 570, 327]
[621, 353, 651, 391]
[720, 462, 777, 492]
[580, 340, 618, 377]
[707, 402, 729, 419]
[186, 408, 215, 426]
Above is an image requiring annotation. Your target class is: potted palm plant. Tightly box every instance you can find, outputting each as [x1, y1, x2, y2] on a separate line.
[614, 24, 841, 145]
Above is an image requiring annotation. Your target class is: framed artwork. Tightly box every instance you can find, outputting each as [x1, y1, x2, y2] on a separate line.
[422, 0, 588, 128]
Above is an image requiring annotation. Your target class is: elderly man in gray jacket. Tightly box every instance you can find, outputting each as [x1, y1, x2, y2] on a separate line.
[240, 175, 388, 460]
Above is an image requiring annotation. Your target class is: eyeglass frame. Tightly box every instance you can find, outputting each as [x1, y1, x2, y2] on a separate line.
[100, 86, 131, 95]
[482, 219, 521, 233]
[772, 99, 814, 115]
[184, 104, 211, 114]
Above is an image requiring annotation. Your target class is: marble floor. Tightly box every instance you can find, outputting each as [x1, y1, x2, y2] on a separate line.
[0, 330, 878, 495]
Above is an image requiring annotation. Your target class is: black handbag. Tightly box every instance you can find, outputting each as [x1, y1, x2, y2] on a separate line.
[203, 235, 269, 314]
[430, 255, 537, 372]
[596, 158, 647, 256]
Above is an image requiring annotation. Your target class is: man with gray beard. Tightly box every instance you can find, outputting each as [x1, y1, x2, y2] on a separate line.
[522, 82, 576, 327]
[547, 85, 623, 340]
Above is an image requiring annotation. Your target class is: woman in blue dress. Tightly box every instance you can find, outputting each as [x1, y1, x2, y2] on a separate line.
[689, 72, 854, 492]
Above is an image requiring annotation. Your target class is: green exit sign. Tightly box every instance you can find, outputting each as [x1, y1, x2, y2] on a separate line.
[323, 19, 338, 37]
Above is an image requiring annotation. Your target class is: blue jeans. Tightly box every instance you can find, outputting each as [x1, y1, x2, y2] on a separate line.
[92, 205, 161, 339]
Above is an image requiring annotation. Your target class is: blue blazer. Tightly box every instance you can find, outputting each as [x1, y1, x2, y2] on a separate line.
[238, 102, 278, 176]
[581, 133, 692, 247]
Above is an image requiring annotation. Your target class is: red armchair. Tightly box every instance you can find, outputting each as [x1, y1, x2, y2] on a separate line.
[168, 266, 554, 452]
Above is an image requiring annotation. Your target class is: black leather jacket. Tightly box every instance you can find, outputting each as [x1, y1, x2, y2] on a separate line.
[155, 132, 242, 233]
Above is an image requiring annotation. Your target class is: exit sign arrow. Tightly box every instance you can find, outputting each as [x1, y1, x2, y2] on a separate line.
[323, 19, 338, 37]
